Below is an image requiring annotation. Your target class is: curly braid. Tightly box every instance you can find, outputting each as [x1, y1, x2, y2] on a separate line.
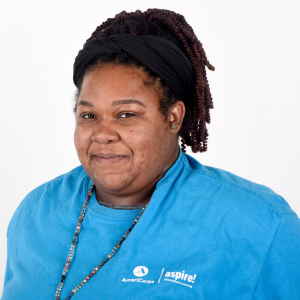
[77, 9, 214, 153]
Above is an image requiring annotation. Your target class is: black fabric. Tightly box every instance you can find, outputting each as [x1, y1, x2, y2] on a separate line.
[73, 34, 193, 100]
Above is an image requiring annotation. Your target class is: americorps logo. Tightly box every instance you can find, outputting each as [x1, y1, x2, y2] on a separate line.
[122, 266, 154, 284]
[133, 266, 148, 277]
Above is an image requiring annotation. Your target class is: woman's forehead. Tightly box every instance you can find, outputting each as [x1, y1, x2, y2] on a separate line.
[79, 65, 161, 107]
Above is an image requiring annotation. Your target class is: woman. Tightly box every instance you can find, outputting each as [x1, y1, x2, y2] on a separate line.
[2, 9, 300, 300]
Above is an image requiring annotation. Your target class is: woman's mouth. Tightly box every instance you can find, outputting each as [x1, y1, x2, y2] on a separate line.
[94, 154, 126, 165]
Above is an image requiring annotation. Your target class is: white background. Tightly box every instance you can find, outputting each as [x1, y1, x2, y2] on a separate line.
[0, 0, 299, 295]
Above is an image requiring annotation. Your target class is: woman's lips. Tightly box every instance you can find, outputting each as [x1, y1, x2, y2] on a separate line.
[94, 155, 125, 165]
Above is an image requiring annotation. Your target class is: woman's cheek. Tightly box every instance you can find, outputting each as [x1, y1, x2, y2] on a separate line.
[74, 125, 91, 156]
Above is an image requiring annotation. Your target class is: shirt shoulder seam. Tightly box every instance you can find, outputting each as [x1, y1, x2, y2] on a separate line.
[41, 168, 85, 190]
[181, 158, 283, 217]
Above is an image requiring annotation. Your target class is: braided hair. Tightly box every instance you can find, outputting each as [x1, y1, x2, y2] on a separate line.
[75, 9, 214, 153]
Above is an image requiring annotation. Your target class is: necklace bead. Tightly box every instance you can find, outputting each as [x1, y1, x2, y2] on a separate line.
[55, 183, 147, 299]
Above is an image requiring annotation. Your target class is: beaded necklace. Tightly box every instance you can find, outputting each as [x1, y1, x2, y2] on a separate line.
[55, 183, 147, 300]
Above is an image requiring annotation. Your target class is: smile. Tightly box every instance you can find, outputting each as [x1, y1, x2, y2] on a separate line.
[94, 155, 126, 165]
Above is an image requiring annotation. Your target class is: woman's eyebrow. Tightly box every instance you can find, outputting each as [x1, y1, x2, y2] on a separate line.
[77, 100, 94, 107]
[112, 99, 146, 107]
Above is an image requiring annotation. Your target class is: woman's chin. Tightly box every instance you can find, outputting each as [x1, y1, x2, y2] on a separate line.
[94, 174, 134, 193]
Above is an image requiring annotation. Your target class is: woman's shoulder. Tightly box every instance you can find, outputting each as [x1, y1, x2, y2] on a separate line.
[7, 166, 89, 233]
[23, 165, 88, 201]
[178, 153, 300, 252]
[181, 153, 296, 218]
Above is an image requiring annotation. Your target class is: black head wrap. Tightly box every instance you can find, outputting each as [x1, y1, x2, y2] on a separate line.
[73, 34, 193, 100]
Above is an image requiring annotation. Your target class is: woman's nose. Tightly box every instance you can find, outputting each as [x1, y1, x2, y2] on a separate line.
[92, 122, 119, 145]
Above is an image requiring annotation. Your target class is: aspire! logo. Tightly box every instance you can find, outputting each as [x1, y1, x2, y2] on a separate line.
[158, 268, 197, 289]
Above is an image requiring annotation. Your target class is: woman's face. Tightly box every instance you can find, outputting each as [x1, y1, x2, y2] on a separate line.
[74, 64, 182, 196]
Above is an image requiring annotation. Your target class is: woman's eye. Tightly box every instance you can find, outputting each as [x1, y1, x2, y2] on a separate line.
[119, 113, 134, 118]
[81, 113, 95, 119]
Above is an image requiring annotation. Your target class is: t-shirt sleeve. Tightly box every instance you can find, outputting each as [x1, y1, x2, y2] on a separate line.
[252, 213, 300, 299]
[3, 247, 12, 288]
[2, 197, 26, 289]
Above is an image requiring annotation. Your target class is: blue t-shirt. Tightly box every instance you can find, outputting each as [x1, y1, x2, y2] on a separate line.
[2, 151, 300, 299]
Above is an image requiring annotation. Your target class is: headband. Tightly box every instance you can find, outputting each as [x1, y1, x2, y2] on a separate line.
[73, 34, 193, 100]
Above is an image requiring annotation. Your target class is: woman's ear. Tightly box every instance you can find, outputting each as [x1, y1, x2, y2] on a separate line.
[168, 100, 186, 133]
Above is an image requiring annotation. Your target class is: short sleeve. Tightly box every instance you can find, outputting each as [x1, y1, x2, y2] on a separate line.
[252, 213, 300, 299]
[3, 246, 12, 288]
[2, 197, 26, 289]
